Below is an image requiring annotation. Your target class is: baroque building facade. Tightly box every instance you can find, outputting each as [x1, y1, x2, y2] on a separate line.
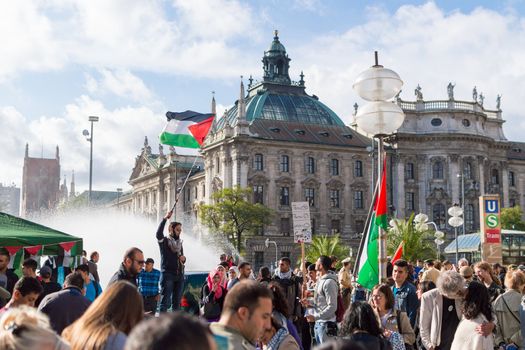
[124, 33, 525, 269]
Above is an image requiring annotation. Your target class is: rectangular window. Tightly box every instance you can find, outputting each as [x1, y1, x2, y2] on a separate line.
[354, 191, 363, 209]
[281, 218, 290, 236]
[216, 157, 220, 174]
[406, 162, 414, 180]
[406, 192, 415, 211]
[281, 251, 290, 258]
[330, 159, 339, 176]
[254, 154, 264, 171]
[280, 155, 289, 172]
[311, 218, 316, 235]
[354, 160, 363, 177]
[329, 190, 340, 208]
[194, 186, 197, 199]
[280, 187, 290, 206]
[306, 157, 315, 174]
[331, 220, 341, 235]
[305, 188, 315, 207]
[202, 184, 205, 197]
[253, 185, 264, 204]
[254, 252, 264, 271]
[509, 171, 516, 187]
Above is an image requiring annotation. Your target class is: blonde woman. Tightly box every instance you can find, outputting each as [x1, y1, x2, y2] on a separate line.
[474, 261, 503, 303]
[62, 281, 144, 350]
[493, 270, 525, 349]
[0, 306, 70, 350]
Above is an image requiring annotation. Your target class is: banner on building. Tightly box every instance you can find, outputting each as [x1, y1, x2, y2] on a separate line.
[479, 195, 502, 263]
[291, 201, 312, 243]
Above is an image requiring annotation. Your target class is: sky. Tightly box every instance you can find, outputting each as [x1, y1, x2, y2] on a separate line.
[1, 0, 525, 193]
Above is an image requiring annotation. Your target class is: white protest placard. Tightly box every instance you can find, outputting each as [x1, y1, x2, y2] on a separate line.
[292, 201, 312, 243]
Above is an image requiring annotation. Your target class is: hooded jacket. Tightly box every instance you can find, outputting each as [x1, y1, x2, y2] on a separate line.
[313, 272, 338, 322]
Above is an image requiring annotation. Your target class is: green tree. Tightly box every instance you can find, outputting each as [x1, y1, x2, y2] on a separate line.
[501, 206, 525, 230]
[387, 213, 436, 262]
[199, 186, 273, 253]
[304, 234, 350, 268]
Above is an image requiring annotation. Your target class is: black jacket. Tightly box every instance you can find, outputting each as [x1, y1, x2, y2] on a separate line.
[108, 263, 137, 287]
[156, 219, 184, 275]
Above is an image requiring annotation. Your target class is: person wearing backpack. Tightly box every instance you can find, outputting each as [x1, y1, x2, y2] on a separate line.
[304, 255, 338, 345]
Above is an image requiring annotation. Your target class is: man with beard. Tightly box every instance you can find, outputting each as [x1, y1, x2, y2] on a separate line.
[157, 210, 186, 312]
[108, 247, 144, 287]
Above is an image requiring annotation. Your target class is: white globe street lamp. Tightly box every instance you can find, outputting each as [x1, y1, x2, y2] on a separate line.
[448, 204, 464, 263]
[353, 52, 405, 282]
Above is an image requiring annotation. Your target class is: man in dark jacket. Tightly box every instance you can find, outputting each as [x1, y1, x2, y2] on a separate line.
[38, 272, 91, 334]
[157, 210, 186, 312]
[272, 257, 303, 337]
[108, 247, 144, 287]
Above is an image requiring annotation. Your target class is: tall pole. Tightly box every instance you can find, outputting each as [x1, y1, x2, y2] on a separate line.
[377, 136, 386, 282]
[455, 226, 459, 263]
[461, 174, 465, 235]
[88, 120, 94, 206]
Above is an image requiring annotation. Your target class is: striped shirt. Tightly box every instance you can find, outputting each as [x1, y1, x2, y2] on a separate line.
[138, 268, 161, 297]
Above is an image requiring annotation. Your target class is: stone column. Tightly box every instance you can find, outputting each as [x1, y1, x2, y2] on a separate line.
[204, 156, 213, 204]
[394, 155, 405, 216]
[417, 155, 427, 214]
[449, 154, 460, 204]
[477, 156, 486, 195]
[157, 172, 164, 222]
[343, 155, 353, 235]
[294, 152, 303, 202]
[502, 161, 510, 207]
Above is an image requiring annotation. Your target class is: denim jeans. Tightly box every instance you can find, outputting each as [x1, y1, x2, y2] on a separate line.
[314, 321, 328, 345]
[159, 272, 184, 312]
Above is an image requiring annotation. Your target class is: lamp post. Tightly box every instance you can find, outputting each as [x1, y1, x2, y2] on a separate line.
[457, 173, 466, 235]
[83, 116, 99, 206]
[414, 214, 445, 260]
[265, 238, 278, 272]
[448, 204, 464, 263]
[353, 52, 405, 282]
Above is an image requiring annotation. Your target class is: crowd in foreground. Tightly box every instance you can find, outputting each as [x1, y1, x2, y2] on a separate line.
[0, 210, 523, 350]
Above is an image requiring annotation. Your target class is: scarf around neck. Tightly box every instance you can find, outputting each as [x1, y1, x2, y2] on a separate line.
[266, 327, 288, 350]
[275, 268, 292, 280]
[166, 235, 182, 255]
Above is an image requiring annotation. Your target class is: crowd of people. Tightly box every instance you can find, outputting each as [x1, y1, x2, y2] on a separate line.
[0, 211, 525, 349]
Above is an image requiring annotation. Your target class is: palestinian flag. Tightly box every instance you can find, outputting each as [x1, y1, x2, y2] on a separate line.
[355, 158, 388, 290]
[160, 110, 215, 148]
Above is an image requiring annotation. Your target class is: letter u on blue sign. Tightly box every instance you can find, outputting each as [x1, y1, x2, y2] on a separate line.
[485, 200, 499, 213]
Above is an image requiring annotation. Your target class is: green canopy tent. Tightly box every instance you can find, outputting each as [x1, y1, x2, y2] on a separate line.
[0, 212, 83, 268]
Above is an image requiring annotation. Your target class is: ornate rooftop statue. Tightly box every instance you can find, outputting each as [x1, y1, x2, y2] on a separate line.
[353, 103, 359, 115]
[447, 82, 455, 100]
[479, 92, 484, 107]
[472, 86, 478, 101]
[395, 89, 402, 102]
[496, 94, 502, 110]
[415, 85, 423, 101]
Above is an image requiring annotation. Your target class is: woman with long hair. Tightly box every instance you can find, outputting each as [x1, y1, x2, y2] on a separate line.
[201, 267, 227, 322]
[450, 281, 494, 350]
[370, 284, 415, 348]
[268, 282, 302, 349]
[474, 261, 503, 303]
[62, 280, 144, 350]
[339, 301, 392, 350]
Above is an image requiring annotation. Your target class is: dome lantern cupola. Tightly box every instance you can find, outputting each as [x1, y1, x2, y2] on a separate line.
[262, 30, 291, 85]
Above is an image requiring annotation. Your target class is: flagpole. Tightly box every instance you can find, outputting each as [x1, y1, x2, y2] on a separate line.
[377, 136, 386, 283]
[170, 154, 200, 214]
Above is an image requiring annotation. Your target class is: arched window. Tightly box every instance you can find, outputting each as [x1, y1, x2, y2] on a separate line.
[465, 204, 474, 231]
[433, 203, 446, 229]
[432, 161, 444, 179]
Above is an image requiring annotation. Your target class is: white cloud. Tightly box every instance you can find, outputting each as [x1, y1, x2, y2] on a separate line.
[85, 69, 155, 103]
[294, 2, 525, 141]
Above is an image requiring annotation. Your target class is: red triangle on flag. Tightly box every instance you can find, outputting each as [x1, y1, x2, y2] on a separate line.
[188, 116, 214, 146]
[59, 242, 76, 252]
[4, 246, 22, 256]
[24, 245, 42, 256]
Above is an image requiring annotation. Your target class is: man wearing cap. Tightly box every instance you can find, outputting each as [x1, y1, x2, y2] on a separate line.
[421, 259, 440, 284]
[35, 266, 61, 307]
[338, 257, 353, 310]
[138, 258, 161, 314]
